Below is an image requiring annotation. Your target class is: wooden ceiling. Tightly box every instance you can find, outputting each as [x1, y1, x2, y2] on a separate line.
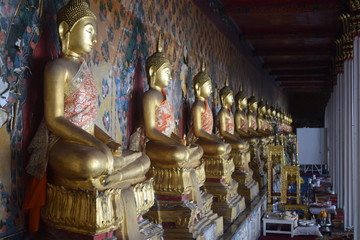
[218, 0, 344, 127]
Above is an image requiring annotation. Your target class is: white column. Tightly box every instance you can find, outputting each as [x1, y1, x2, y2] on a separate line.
[353, 36, 360, 239]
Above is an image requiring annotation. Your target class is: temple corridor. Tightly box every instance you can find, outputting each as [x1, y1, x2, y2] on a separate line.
[0, 0, 359, 240]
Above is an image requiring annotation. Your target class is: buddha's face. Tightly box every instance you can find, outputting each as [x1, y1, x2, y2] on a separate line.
[260, 106, 266, 115]
[68, 17, 97, 55]
[238, 98, 247, 109]
[199, 81, 212, 99]
[266, 108, 271, 116]
[249, 101, 258, 112]
[154, 63, 172, 88]
[223, 93, 234, 107]
[272, 110, 276, 117]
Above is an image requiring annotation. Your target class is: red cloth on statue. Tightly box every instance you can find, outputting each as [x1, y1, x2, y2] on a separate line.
[155, 89, 175, 136]
[22, 174, 47, 233]
[226, 109, 235, 134]
[201, 101, 213, 134]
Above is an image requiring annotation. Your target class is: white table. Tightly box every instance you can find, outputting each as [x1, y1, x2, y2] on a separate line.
[293, 225, 323, 237]
[263, 213, 296, 238]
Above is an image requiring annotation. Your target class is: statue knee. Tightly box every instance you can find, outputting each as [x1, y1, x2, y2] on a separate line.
[172, 145, 190, 164]
[76, 150, 108, 178]
[139, 153, 151, 172]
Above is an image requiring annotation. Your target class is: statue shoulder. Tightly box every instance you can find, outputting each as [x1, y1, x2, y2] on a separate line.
[143, 89, 163, 104]
[44, 58, 73, 83]
[218, 107, 226, 116]
[192, 99, 205, 110]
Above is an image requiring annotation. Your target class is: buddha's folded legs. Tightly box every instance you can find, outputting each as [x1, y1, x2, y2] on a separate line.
[195, 138, 231, 156]
[145, 140, 201, 168]
[48, 139, 108, 180]
[108, 152, 150, 185]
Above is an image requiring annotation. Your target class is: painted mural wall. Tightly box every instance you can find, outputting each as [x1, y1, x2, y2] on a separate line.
[0, 0, 287, 237]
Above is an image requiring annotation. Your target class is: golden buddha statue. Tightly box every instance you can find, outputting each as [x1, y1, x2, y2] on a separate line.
[189, 65, 242, 223]
[234, 86, 251, 138]
[246, 94, 267, 188]
[26, 1, 160, 238]
[217, 81, 257, 203]
[257, 98, 269, 136]
[142, 36, 222, 239]
[257, 99, 271, 177]
[232, 86, 259, 201]
[265, 102, 274, 138]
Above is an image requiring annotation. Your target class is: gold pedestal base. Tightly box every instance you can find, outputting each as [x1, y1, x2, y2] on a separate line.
[42, 179, 157, 236]
[233, 171, 259, 202]
[249, 160, 267, 188]
[203, 155, 245, 223]
[148, 162, 205, 196]
[138, 219, 164, 240]
[145, 191, 223, 239]
[146, 161, 222, 239]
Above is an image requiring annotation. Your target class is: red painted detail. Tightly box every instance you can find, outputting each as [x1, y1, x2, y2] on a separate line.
[162, 222, 176, 228]
[205, 178, 225, 183]
[155, 193, 190, 201]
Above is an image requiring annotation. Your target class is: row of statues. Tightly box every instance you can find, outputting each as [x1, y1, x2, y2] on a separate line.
[24, 1, 294, 239]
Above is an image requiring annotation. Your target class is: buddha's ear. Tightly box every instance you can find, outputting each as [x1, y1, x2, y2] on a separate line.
[149, 66, 156, 87]
[59, 22, 70, 55]
[194, 83, 200, 95]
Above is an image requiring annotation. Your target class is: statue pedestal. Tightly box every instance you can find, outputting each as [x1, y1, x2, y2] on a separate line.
[232, 170, 259, 203]
[202, 155, 245, 223]
[38, 224, 117, 240]
[230, 150, 259, 202]
[249, 159, 267, 188]
[145, 163, 223, 239]
[42, 179, 163, 239]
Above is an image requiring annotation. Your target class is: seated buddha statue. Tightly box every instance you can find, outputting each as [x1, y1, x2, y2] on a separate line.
[257, 98, 269, 136]
[247, 93, 261, 137]
[246, 93, 267, 187]
[218, 82, 258, 202]
[257, 99, 271, 174]
[189, 65, 244, 223]
[190, 64, 231, 157]
[234, 86, 251, 139]
[218, 80, 248, 152]
[142, 36, 222, 238]
[264, 103, 275, 145]
[25, 1, 157, 238]
[142, 34, 203, 175]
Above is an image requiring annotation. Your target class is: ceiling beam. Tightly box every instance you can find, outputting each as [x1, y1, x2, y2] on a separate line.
[279, 81, 328, 85]
[284, 88, 329, 92]
[243, 32, 334, 40]
[275, 76, 328, 81]
[270, 69, 329, 76]
[280, 82, 328, 87]
[264, 62, 330, 69]
[226, 4, 338, 16]
[222, 0, 340, 8]
[254, 49, 331, 56]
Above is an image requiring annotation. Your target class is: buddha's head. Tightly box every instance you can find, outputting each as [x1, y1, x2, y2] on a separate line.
[265, 101, 272, 117]
[247, 93, 258, 113]
[235, 85, 247, 110]
[145, 34, 172, 89]
[271, 106, 276, 118]
[258, 98, 266, 115]
[276, 108, 281, 120]
[219, 78, 234, 108]
[57, 0, 97, 57]
[193, 62, 212, 99]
